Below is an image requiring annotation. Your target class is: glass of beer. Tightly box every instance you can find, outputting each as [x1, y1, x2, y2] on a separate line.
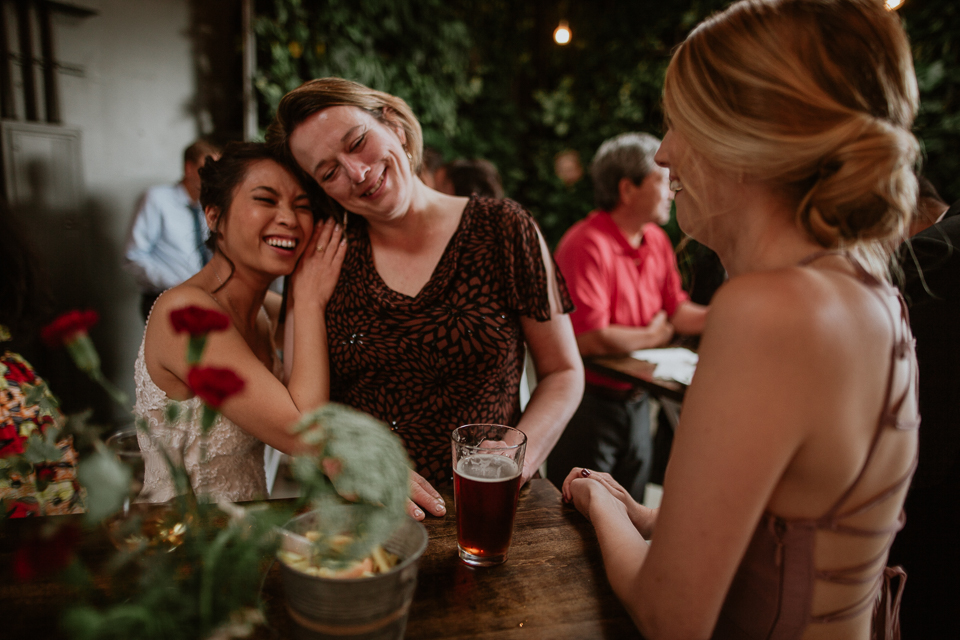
[451, 424, 526, 567]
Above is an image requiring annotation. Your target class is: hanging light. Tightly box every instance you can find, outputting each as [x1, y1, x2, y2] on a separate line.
[554, 20, 571, 45]
[885, 0, 904, 9]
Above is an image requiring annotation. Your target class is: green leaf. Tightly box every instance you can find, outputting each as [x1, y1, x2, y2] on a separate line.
[23, 431, 61, 463]
[165, 402, 181, 424]
[77, 445, 132, 523]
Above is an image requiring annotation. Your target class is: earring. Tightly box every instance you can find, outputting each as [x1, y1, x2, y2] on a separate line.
[405, 149, 413, 161]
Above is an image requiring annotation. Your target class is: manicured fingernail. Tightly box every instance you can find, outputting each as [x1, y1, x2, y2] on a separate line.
[437, 496, 445, 505]
[435, 501, 446, 514]
[414, 508, 424, 518]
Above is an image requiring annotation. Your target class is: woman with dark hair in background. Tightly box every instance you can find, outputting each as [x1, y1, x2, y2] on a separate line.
[562, 1, 920, 637]
[267, 77, 583, 521]
[436, 158, 505, 199]
[134, 142, 345, 503]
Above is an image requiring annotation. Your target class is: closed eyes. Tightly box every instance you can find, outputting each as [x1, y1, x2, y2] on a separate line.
[320, 132, 366, 182]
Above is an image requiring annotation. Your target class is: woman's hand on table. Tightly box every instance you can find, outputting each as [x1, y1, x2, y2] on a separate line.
[408, 469, 446, 521]
[563, 467, 657, 538]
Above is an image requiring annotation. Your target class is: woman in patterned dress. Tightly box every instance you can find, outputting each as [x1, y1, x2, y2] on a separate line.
[267, 79, 584, 521]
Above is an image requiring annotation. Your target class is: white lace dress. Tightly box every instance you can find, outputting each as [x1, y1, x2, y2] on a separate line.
[133, 317, 270, 504]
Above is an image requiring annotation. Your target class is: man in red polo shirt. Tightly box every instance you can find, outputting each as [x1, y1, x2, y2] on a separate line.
[547, 132, 708, 500]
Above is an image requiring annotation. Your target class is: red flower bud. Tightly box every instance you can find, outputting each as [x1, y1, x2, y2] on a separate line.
[40, 310, 99, 347]
[7, 500, 40, 520]
[2, 359, 35, 384]
[0, 424, 25, 458]
[35, 465, 56, 483]
[187, 366, 245, 408]
[170, 306, 230, 336]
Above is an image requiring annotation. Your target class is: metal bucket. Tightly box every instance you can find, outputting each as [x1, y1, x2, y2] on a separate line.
[279, 512, 428, 640]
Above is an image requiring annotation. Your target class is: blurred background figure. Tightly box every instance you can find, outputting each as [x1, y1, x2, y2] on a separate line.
[889, 180, 960, 638]
[547, 132, 707, 501]
[419, 146, 445, 189]
[554, 149, 584, 187]
[124, 139, 221, 320]
[909, 176, 950, 237]
[435, 158, 505, 199]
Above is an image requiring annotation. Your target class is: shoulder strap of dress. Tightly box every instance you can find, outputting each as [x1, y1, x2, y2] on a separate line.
[797, 252, 917, 521]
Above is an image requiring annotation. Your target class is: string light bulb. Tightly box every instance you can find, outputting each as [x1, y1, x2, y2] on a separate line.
[554, 20, 571, 45]
[885, 0, 904, 9]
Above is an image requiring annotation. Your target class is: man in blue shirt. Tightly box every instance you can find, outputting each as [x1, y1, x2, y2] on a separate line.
[124, 139, 220, 319]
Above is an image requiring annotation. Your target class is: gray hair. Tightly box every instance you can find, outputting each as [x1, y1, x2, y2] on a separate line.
[590, 132, 662, 211]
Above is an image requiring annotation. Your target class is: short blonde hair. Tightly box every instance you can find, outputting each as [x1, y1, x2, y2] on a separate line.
[664, 0, 919, 262]
[266, 77, 424, 174]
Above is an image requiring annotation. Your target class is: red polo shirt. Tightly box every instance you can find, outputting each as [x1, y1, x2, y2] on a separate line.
[555, 210, 689, 388]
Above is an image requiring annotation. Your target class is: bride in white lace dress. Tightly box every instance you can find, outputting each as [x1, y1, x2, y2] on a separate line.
[134, 142, 345, 503]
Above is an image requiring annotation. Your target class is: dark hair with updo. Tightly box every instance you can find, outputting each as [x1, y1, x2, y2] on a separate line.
[199, 141, 313, 290]
[664, 0, 919, 275]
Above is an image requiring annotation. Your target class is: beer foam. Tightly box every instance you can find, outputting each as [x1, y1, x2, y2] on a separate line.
[456, 454, 520, 482]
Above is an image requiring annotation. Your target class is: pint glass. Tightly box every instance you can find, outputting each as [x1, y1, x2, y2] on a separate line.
[451, 424, 526, 567]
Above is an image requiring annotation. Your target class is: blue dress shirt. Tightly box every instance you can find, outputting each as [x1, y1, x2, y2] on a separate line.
[124, 183, 209, 293]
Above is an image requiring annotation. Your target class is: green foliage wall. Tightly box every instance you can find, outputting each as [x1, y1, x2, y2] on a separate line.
[255, 0, 960, 246]
[903, 0, 960, 204]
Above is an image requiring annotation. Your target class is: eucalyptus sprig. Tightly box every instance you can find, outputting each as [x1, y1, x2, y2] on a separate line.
[290, 404, 412, 563]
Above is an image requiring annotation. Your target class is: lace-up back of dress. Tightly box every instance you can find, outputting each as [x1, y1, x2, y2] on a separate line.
[713, 253, 919, 640]
[803, 257, 919, 631]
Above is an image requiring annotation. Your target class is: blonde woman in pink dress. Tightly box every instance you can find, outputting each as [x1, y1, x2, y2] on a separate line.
[563, 1, 920, 638]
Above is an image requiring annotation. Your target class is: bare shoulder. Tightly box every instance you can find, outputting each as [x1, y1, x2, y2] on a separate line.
[145, 284, 221, 341]
[706, 267, 861, 355]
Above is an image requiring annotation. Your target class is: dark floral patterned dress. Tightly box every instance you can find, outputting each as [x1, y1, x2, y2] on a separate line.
[326, 196, 573, 487]
[0, 350, 84, 517]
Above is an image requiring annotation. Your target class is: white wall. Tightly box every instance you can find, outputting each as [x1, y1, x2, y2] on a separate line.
[52, 0, 199, 419]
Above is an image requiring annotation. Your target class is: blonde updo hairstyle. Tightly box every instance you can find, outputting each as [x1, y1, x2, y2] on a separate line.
[664, 0, 919, 275]
[266, 78, 423, 222]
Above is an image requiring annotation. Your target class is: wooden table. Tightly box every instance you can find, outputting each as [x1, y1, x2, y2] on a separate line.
[0, 479, 640, 639]
[586, 354, 688, 402]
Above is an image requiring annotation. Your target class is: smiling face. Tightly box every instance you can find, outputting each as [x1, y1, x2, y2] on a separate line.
[654, 129, 733, 242]
[207, 159, 314, 279]
[288, 105, 415, 223]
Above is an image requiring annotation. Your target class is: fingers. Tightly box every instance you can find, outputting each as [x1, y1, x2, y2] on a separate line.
[561, 466, 617, 502]
[406, 498, 425, 521]
[312, 219, 343, 261]
[562, 467, 588, 502]
[409, 470, 446, 517]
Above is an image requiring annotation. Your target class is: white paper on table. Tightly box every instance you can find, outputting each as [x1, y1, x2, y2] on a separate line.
[629, 348, 699, 386]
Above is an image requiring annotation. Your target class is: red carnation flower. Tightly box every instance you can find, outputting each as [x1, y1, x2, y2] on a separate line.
[170, 306, 230, 336]
[35, 464, 56, 483]
[0, 424, 25, 458]
[2, 359, 35, 384]
[40, 310, 99, 347]
[8, 500, 40, 519]
[187, 366, 245, 408]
